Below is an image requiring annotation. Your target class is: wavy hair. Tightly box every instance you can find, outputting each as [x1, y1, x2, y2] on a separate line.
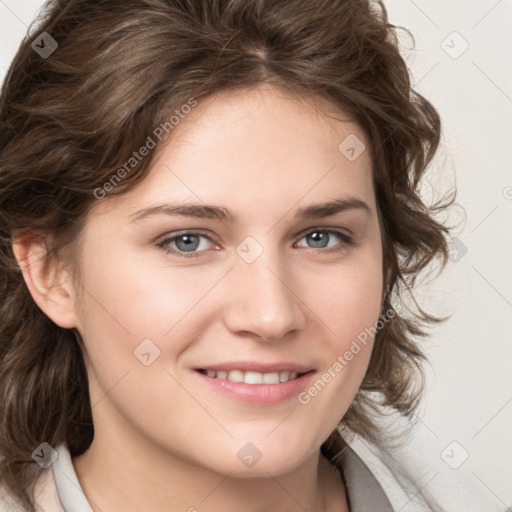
[0, 0, 454, 509]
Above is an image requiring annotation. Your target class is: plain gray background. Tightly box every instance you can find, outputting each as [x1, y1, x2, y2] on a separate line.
[1, 0, 511, 510]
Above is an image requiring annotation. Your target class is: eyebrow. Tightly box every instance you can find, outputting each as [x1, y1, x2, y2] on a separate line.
[129, 195, 372, 223]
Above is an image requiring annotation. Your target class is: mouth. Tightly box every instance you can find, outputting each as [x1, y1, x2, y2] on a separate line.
[193, 363, 315, 404]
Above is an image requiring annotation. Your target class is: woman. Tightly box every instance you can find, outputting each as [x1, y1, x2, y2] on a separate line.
[0, 0, 458, 510]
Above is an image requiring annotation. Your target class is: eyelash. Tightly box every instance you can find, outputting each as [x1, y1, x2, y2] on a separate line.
[156, 228, 355, 259]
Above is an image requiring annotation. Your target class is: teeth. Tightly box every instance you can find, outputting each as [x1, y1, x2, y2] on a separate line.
[244, 371, 263, 384]
[203, 369, 302, 384]
[262, 372, 280, 384]
[227, 370, 244, 382]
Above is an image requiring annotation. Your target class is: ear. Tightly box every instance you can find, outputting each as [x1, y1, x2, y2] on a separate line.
[11, 233, 79, 329]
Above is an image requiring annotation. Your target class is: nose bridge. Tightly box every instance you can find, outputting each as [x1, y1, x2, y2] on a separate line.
[224, 235, 305, 340]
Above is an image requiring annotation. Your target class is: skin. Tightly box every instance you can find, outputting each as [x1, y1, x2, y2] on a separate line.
[14, 84, 383, 512]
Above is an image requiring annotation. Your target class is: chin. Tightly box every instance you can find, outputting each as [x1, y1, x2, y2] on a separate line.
[199, 436, 316, 478]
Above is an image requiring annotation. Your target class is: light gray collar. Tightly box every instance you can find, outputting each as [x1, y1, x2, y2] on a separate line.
[321, 430, 395, 511]
[53, 443, 93, 512]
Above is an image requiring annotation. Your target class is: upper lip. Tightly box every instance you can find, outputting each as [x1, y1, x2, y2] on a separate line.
[196, 361, 314, 374]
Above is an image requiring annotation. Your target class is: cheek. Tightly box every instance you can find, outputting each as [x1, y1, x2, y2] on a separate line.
[73, 249, 211, 436]
[77, 243, 212, 340]
[299, 252, 383, 405]
[315, 253, 383, 348]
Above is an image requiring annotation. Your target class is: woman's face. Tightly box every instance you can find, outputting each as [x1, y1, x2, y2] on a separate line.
[72, 85, 383, 476]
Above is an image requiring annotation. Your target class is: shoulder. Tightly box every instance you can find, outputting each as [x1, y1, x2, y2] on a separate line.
[326, 427, 498, 512]
[0, 459, 64, 512]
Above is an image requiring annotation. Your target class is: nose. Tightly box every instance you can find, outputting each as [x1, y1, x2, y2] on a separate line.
[222, 241, 307, 342]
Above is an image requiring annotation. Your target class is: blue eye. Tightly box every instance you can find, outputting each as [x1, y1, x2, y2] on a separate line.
[157, 228, 354, 259]
[157, 231, 214, 258]
[296, 229, 354, 250]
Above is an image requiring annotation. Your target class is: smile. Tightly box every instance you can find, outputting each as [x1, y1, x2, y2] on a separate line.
[194, 364, 315, 404]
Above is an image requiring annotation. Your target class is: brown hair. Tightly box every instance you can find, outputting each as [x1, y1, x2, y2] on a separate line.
[0, 0, 454, 509]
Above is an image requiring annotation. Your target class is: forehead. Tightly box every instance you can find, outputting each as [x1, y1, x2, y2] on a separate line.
[91, 84, 374, 221]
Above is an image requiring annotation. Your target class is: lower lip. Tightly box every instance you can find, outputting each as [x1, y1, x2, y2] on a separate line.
[195, 370, 315, 405]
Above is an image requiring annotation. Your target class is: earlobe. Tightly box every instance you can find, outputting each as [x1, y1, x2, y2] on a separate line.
[11, 234, 79, 329]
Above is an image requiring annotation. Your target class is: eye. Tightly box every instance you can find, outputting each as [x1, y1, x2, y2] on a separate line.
[295, 228, 354, 252]
[157, 231, 216, 258]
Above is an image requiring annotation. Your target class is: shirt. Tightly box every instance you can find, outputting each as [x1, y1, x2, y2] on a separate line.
[0, 429, 394, 511]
